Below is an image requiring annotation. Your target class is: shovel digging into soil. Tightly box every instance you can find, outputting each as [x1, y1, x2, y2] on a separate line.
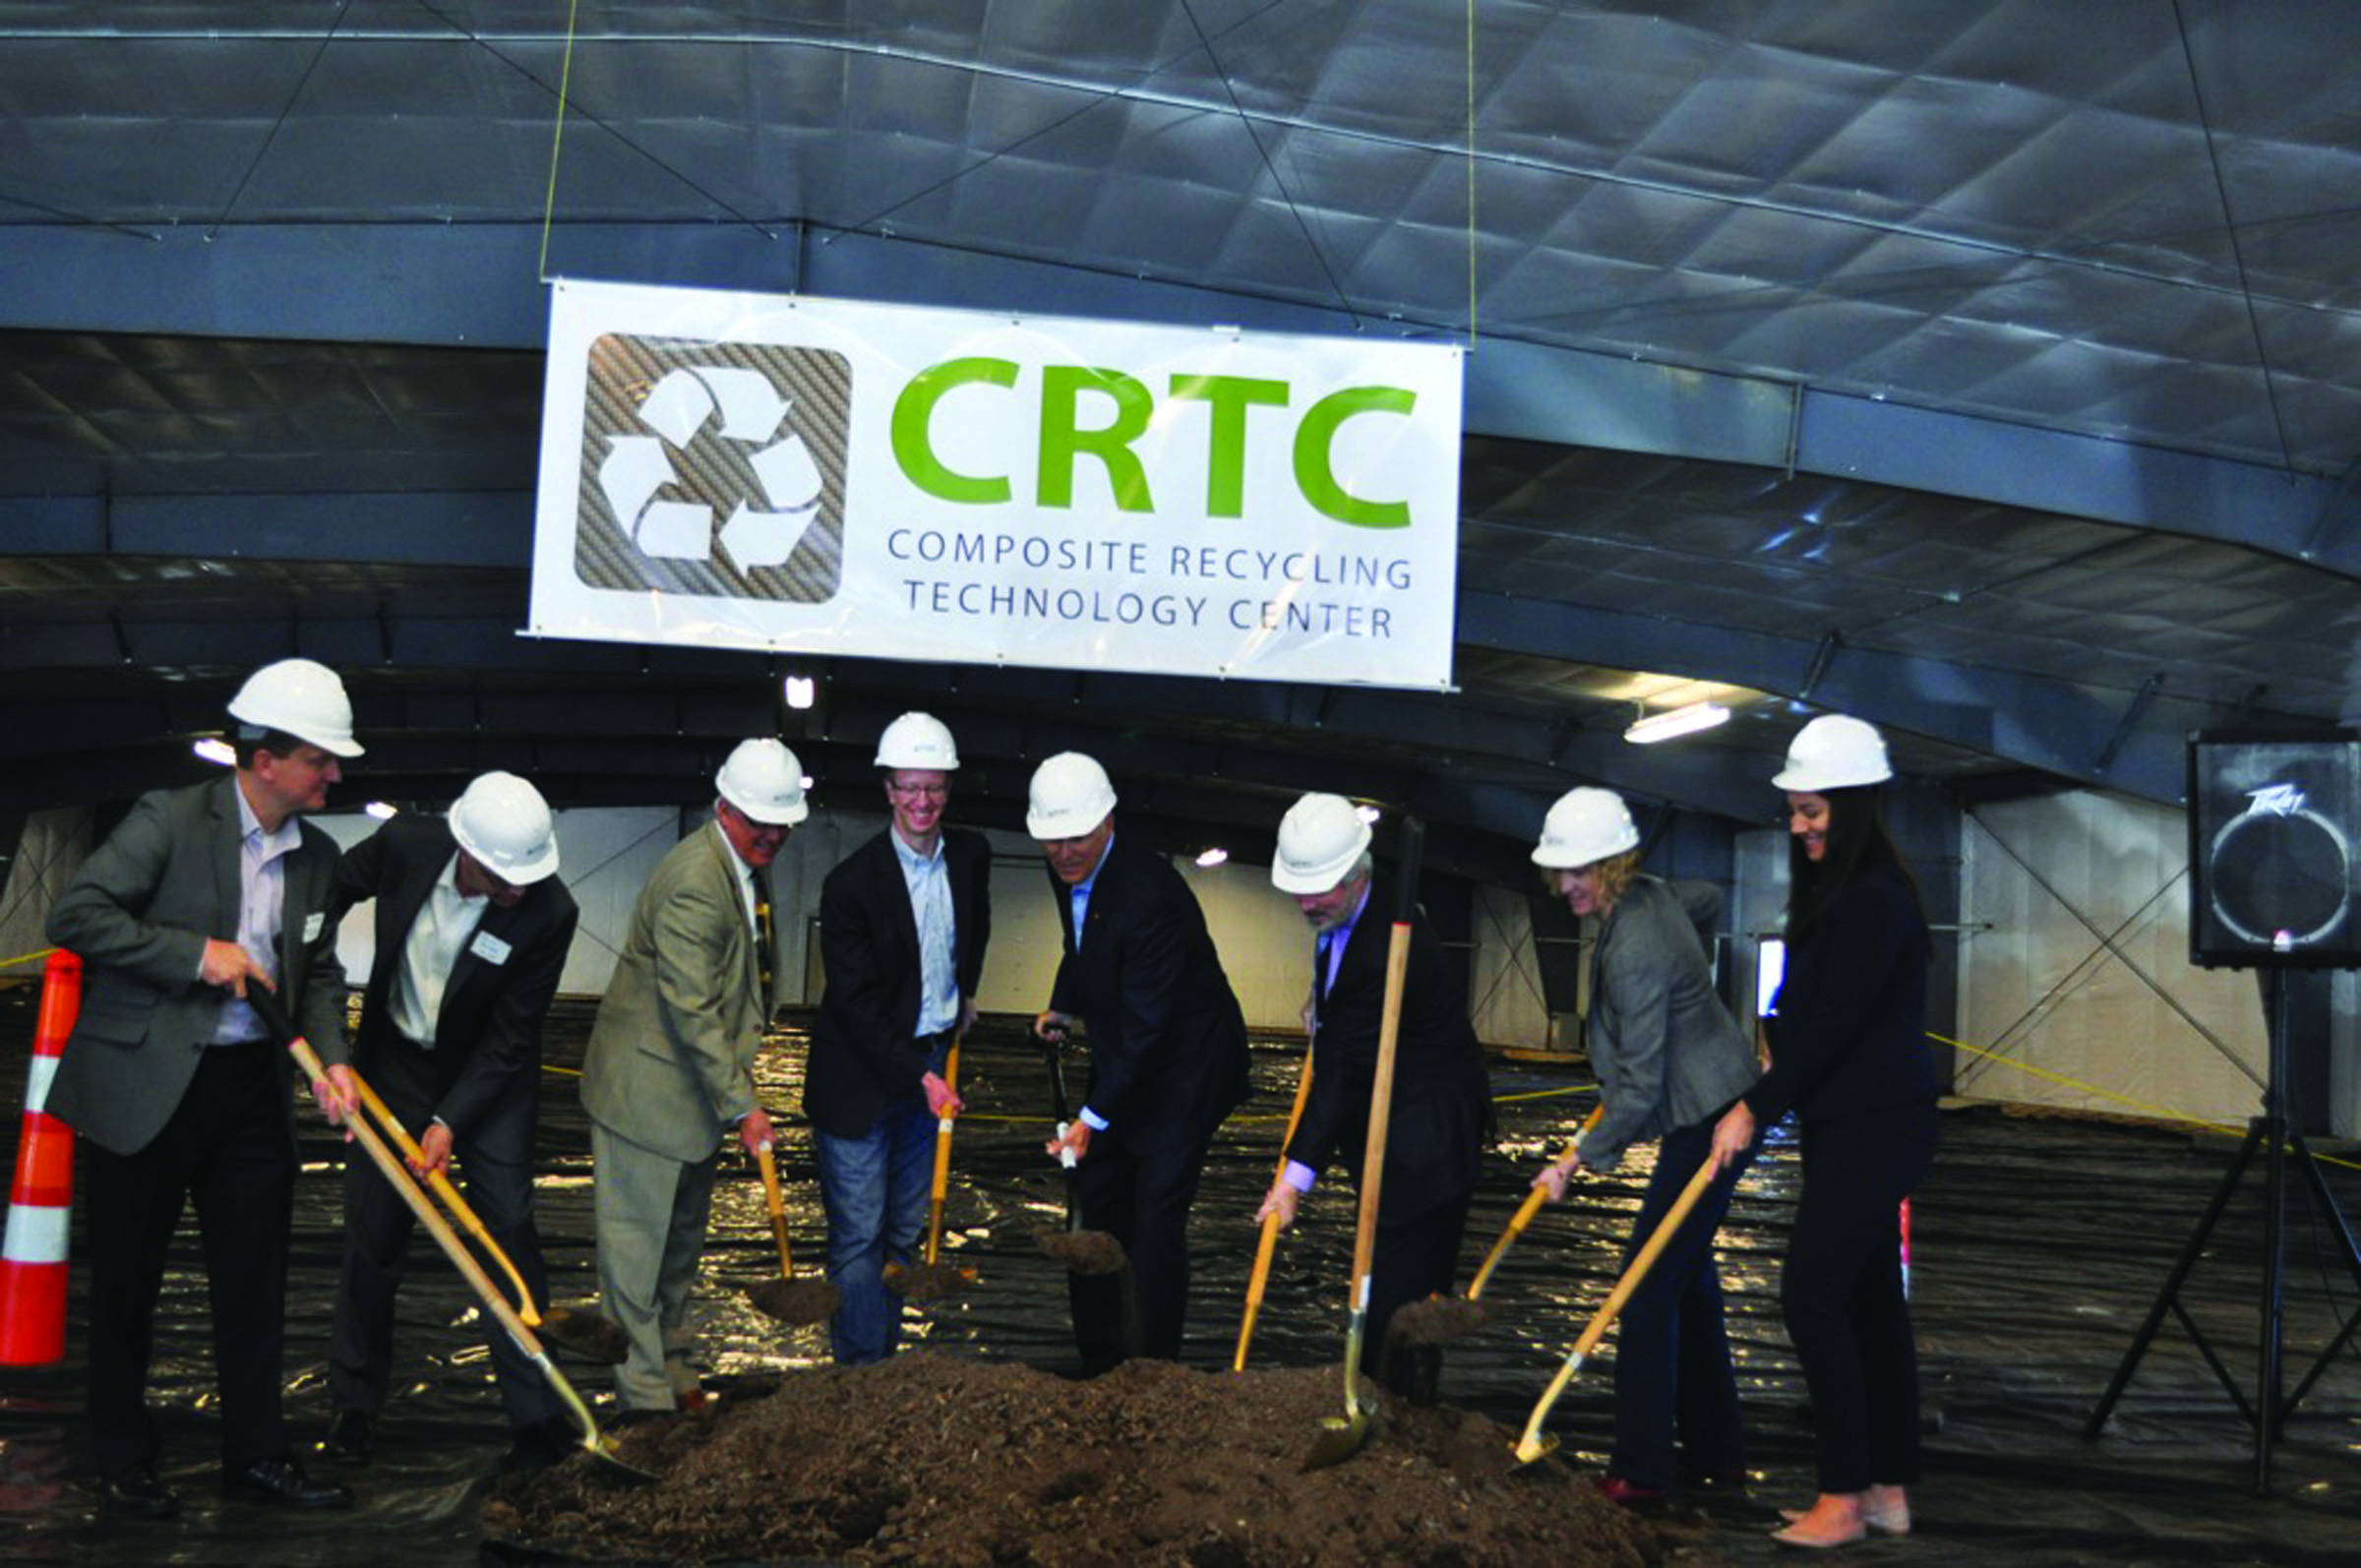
[1385, 1105, 1608, 1356]
[1511, 1152, 1722, 1466]
[747, 1139, 843, 1327]
[1302, 816, 1422, 1472]
[1032, 1036, 1127, 1279]
[331, 1063, 629, 1365]
[250, 989, 652, 1485]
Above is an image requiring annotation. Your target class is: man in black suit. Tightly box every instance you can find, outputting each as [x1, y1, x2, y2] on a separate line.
[1253, 793, 1491, 1394]
[1030, 752, 1250, 1374]
[45, 658, 363, 1518]
[318, 771, 581, 1474]
[806, 712, 992, 1364]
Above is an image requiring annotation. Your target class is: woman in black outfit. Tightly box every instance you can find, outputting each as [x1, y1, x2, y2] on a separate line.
[1710, 714, 1938, 1549]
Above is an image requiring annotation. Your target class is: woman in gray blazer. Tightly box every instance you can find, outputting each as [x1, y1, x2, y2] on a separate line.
[1530, 787, 1761, 1507]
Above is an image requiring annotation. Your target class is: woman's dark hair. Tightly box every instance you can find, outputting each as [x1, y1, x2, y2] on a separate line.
[1786, 783, 1924, 945]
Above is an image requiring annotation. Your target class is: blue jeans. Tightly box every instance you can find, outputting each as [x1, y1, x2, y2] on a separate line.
[814, 1095, 936, 1364]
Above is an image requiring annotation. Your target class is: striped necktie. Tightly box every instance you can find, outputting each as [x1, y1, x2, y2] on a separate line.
[754, 887, 775, 999]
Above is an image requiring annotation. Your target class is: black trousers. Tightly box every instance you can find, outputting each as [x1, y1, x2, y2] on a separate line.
[80, 1041, 296, 1478]
[329, 1035, 555, 1429]
[1609, 1117, 1754, 1487]
[1780, 1108, 1939, 1494]
[1362, 1184, 1475, 1390]
[1068, 1126, 1217, 1374]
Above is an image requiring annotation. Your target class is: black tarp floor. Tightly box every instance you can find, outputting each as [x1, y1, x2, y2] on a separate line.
[2, 988, 2358, 1565]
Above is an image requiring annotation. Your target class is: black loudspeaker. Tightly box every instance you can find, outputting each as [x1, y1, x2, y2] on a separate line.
[2188, 728, 2361, 969]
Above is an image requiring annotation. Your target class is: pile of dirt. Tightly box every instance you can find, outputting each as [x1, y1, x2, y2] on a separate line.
[485, 1355, 1657, 1566]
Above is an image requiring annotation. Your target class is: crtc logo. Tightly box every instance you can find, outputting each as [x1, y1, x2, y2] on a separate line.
[575, 334, 850, 602]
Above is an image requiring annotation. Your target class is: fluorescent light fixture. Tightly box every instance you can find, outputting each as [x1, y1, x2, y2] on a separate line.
[365, 801, 398, 820]
[1194, 847, 1229, 868]
[1355, 804, 1382, 825]
[192, 738, 235, 766]
[1625, 700, 1729, 745]
[784, 674, 817, 710]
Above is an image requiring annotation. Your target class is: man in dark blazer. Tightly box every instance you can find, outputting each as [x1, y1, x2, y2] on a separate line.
[806, 712, 991, 1364]
[1254, 793, 1491, 1395]
[44, 658, 363, 1517]
[317, 771, 581, 1474]
[1029, 752, 1250, 1374]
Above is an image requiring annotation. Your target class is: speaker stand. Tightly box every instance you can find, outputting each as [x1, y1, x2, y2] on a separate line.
[2083, 970, 2361, 1493]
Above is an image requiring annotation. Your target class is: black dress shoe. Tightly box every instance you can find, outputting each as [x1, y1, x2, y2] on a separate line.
[222, 1457, 353, 1510]
[97, 1464, 181, 1520]
[319, 1409, 375, 1466]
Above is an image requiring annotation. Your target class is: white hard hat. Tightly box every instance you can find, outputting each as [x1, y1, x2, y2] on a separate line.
[1272, 793, 1373, 895]
[1027, 752, 1118, 839]
[1532, 787, 1640, 869]
[227, 658, 364, 758]
[716, 739, 810, 826]
[1773, 714, 1893, 792]
[450, 771, 560, 885]
[875, 711, 959, 771]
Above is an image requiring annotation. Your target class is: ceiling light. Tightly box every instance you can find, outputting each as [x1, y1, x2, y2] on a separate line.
[364, 801, 398, 820]
[784, 674, 817, 710]
[799, 775, 815, 792]
[1356, 804, 1381, 825]
[1625, 700, 1729, 745]
[1194, 847, 1229, 868]
[192, 738, 235, 766]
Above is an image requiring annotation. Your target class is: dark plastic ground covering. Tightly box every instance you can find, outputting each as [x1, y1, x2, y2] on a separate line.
[2, 988, 2357, 1564]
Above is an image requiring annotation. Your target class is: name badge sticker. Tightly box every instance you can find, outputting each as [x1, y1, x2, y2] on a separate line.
[303, 912, 326, 942]
[470, 931, 514, 966]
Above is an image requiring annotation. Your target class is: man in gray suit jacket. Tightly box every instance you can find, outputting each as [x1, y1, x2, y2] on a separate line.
[580, 739, 808, 1418]
[319, 771, 580, 1474]
[45, 658, 364, 1518]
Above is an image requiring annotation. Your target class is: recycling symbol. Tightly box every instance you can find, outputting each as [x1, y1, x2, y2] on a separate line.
[598, 366, 824, 571]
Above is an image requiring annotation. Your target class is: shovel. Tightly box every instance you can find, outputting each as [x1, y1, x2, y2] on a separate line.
[1302, 815, 1422, 1473]
[747, 1138, 842, 1326]
[1233, 1041, 1316, 1372]
[1387, 1104, 1609, 1354]
[883, 1030, 975, 1299]
[336, 1067, 627, 1365]
[1467, 1104, 1607, 1303]
[1032, 1037, 1127, 1276]
[249, 988, 651, 1484]
[1511, 1151, 1722, 1465]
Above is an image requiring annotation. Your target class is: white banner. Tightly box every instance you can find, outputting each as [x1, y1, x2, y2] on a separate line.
[530, 279, 1462, 690]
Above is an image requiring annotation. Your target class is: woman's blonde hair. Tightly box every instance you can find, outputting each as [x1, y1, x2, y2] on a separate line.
[1542, 848, 1643, 909]
[1592, 848, 1642, 907]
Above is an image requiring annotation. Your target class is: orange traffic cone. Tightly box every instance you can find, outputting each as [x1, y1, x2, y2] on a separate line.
[0, 949, 79, 1365]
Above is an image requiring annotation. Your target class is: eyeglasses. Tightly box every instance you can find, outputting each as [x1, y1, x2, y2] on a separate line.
[887, 780, 948, 801]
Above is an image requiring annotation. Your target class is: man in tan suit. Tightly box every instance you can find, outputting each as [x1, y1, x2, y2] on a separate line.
[581, 739, 808, 1418]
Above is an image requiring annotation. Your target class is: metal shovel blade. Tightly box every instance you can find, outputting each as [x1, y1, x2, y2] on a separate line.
[1301, 1405, 1371, 1472]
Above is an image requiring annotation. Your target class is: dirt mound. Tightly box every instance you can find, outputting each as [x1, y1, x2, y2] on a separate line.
[484, 1354, 1655, 1566]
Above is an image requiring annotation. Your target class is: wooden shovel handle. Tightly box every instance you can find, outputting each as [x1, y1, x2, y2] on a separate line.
[1234, 1044, 1318, 1371]
[287, 1029, 546, 1360]
[924, 1033, 962, 1266]
[754, 1140, 794, 1277]
[1347, 926, 1412, 1305]
[1468, 1105, 1605, 1301]
[1516, 1151, 1724, 1459]
[1575, 1152, 1721, 1357]
[345, 1069, 542, 1325]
